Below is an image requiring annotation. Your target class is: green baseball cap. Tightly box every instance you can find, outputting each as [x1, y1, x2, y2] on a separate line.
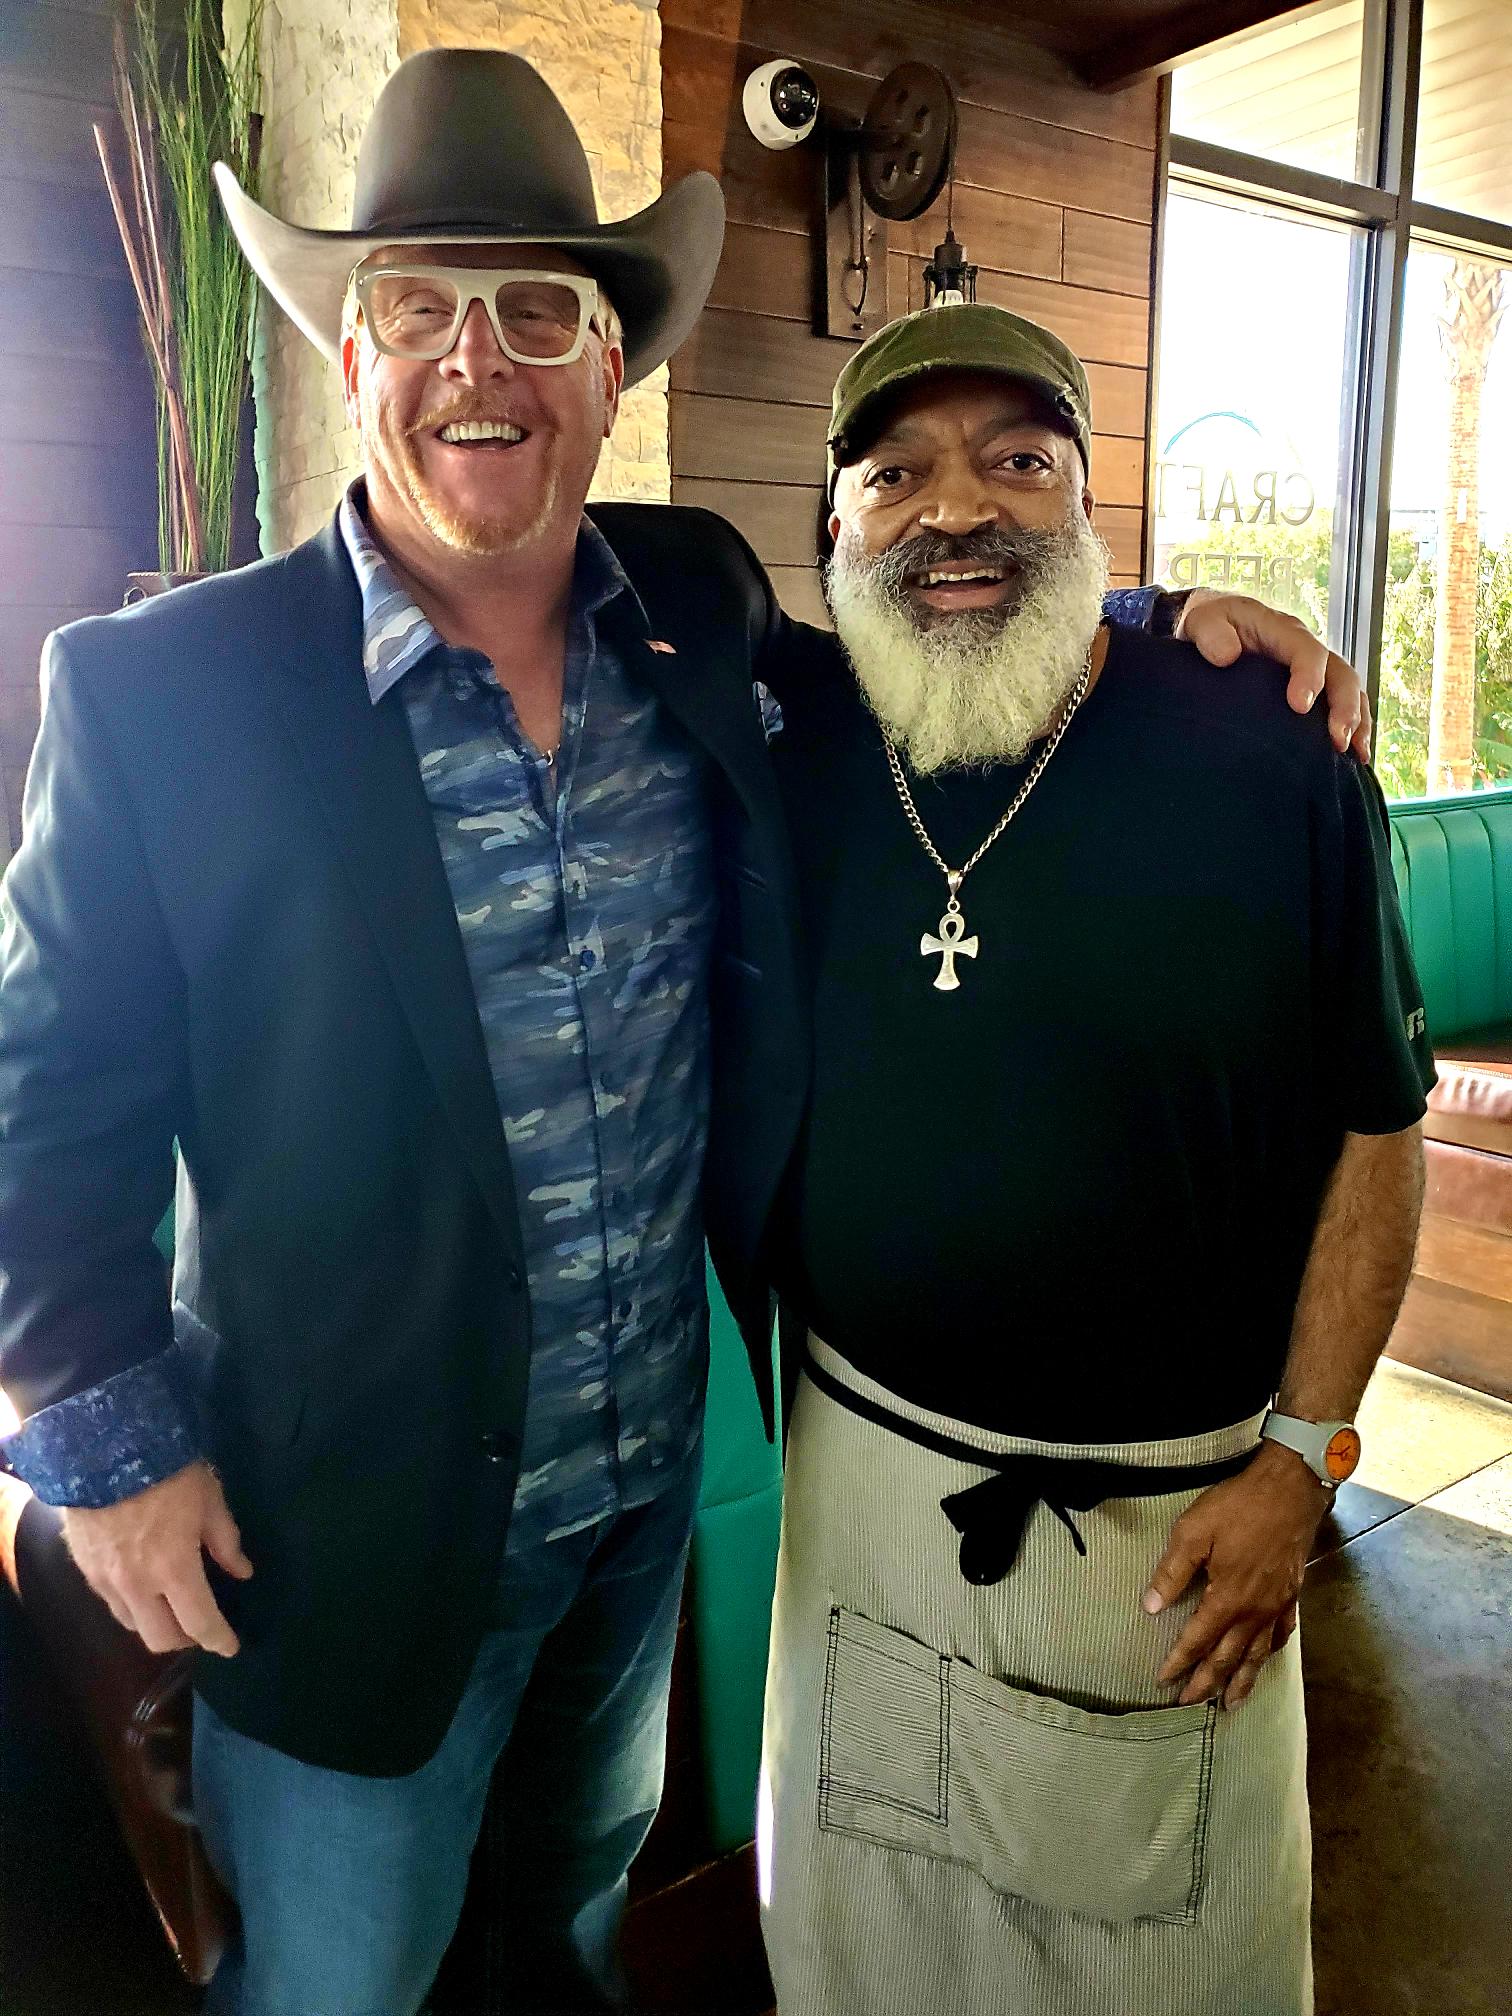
[827, 302, 1093, 493]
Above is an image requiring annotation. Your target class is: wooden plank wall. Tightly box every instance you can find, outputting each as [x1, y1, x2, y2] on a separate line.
[661, 0, 1162, 626]
[0, 0, 158, 855]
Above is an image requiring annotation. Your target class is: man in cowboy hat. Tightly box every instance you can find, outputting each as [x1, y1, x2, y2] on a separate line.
[0, 46, 1370, 2016]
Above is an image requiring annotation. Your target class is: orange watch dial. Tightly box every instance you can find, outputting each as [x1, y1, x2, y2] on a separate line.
[1324, 1426, 1362, 1483]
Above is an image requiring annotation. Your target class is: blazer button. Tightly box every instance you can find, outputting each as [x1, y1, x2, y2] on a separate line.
[506, 1265, 523, 1292]
[480, 1429, 513, 1464]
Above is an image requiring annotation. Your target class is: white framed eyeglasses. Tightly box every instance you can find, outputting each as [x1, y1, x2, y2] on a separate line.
[353, 266, 604, 364]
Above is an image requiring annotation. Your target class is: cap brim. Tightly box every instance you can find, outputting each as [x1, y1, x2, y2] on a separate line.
[214, 164, 725, 387]
[831, 358, 1086, 480]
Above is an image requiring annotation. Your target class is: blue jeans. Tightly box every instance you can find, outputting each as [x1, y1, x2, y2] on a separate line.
[192, 1450, 700, 2016]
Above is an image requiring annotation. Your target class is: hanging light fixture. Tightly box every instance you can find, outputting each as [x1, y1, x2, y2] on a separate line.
[922, 175, 977, 307]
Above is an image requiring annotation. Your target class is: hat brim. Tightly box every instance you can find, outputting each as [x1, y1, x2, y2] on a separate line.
[214, 164, 725, 388]
[830, 359, 1089, 493]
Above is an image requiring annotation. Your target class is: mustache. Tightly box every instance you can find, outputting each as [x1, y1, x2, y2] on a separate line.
[848, 525, 1063, 596]
[406, 396, 530, 439]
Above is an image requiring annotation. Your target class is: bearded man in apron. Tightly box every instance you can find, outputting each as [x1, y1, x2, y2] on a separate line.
[755, 306, 1433, 2016]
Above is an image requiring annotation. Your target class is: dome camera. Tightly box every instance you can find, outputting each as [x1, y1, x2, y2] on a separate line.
[742, 59, 821, 150]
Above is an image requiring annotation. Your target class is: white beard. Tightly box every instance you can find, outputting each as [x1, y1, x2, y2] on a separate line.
[826, 514, 1111, 774]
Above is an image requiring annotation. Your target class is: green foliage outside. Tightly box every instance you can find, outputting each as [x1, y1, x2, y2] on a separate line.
[1377, 537, 1512, 799]
[1159, 515, 1512, 800]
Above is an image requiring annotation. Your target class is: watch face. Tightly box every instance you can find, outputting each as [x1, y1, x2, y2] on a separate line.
[1325, 1426, 1362, 1483]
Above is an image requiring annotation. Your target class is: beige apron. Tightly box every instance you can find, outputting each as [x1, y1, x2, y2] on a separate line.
[759, 1336, 1313, 2016]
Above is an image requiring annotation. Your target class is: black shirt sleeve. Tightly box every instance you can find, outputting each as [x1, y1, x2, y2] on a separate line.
[1312, 752, 1438, 1135]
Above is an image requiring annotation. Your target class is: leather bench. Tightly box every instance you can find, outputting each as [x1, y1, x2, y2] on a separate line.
[1387, 792, 1512, 1400]
[0, 1469, 232, 1987]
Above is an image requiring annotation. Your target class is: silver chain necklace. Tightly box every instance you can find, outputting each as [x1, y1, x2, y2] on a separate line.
[882, 660, 1093, 993]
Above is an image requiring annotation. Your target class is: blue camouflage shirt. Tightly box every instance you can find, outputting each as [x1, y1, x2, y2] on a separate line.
[342, 492, 714, 1545]
[3, 491, 716, 1543]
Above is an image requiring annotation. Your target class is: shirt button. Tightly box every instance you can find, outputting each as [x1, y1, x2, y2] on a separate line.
[615, 1300, 632, 1324]
[506, 1265, 524, 1292]
[609, 1187, 628, 1211]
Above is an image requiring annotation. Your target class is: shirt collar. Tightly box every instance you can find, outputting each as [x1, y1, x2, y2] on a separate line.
[337, 480, 648, 706]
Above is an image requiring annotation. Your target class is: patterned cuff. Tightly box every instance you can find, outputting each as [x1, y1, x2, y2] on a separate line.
[1100, 585, 1166, 633]
[0, 1351, 201, 1508]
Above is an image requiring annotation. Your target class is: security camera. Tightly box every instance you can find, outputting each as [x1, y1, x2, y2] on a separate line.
[742, 59, 820, 150]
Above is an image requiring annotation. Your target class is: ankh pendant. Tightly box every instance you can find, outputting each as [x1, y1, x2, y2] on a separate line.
[920, 881, 979, 992]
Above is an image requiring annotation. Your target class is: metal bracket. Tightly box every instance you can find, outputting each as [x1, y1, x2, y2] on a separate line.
[817, 63, 956, 344]
[820, 124, 891, 343]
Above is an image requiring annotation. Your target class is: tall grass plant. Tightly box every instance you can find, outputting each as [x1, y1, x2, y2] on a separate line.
[96, 0, 262, 573]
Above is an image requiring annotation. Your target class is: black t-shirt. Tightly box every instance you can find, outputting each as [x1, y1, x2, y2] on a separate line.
[766, 624, 1436, 1442]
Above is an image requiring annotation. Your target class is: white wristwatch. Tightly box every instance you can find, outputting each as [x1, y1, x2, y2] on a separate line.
[1260, 1412, 1362, 1488]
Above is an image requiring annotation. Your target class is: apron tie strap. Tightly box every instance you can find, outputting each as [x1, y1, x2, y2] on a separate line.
[942, 1462, 1111, 1585]
[803, 1351, 1255, 1587]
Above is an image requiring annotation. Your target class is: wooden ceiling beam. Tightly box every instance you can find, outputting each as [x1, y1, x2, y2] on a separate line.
[1078, 1, 1321, 92]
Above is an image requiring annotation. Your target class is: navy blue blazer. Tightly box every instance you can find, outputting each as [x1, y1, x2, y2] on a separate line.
[0, 504, 807, 1774]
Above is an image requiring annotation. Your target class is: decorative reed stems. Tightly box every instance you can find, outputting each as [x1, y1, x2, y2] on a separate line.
[93, 0, 261, 575]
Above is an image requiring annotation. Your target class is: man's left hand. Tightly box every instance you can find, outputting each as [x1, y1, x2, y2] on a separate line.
[1142, 1441, 1330, 1710]
[1176, 590, 1373, 763]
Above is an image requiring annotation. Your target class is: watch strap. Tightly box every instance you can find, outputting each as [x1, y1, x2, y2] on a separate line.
[1261, 1411, 1355, 1486]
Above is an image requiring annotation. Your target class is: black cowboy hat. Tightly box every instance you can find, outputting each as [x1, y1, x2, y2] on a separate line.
[214, 47, 725, 385]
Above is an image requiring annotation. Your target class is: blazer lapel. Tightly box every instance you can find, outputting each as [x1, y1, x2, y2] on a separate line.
[268, 522, 520, 1247]
[599, 589, 800, 919]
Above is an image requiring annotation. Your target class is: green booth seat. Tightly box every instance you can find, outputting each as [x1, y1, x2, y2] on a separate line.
[1383, 788, 1512, 1407]
[691, 1263, 780, 1852]
[1387, 788, 1512, 1045]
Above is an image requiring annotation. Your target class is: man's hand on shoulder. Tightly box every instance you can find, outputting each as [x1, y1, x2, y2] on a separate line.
[1141, 1439, 1327, 1710]
[1176, 589, 1372, 762]
[61, 1458, 253, 1658]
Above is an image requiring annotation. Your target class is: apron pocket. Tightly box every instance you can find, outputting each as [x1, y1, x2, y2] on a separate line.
[819, 1607, 949, 1850]
[949, 1660, 1217, 1924]
[816, 1607, 1217, 1926]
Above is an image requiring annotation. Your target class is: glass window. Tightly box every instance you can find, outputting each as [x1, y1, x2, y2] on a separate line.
[1378, 244, 1512, 799]
[1414, 0, 1512, 228]
[1152, 191, 1362, 650]
[1170, 2, 1371, 183]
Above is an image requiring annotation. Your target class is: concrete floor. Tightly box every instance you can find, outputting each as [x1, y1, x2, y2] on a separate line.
[1305, 1358, 1512, 2016]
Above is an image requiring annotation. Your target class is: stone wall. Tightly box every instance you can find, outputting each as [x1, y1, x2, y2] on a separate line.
[246, 0, 669, 552]
[247, 0, 399, 552]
